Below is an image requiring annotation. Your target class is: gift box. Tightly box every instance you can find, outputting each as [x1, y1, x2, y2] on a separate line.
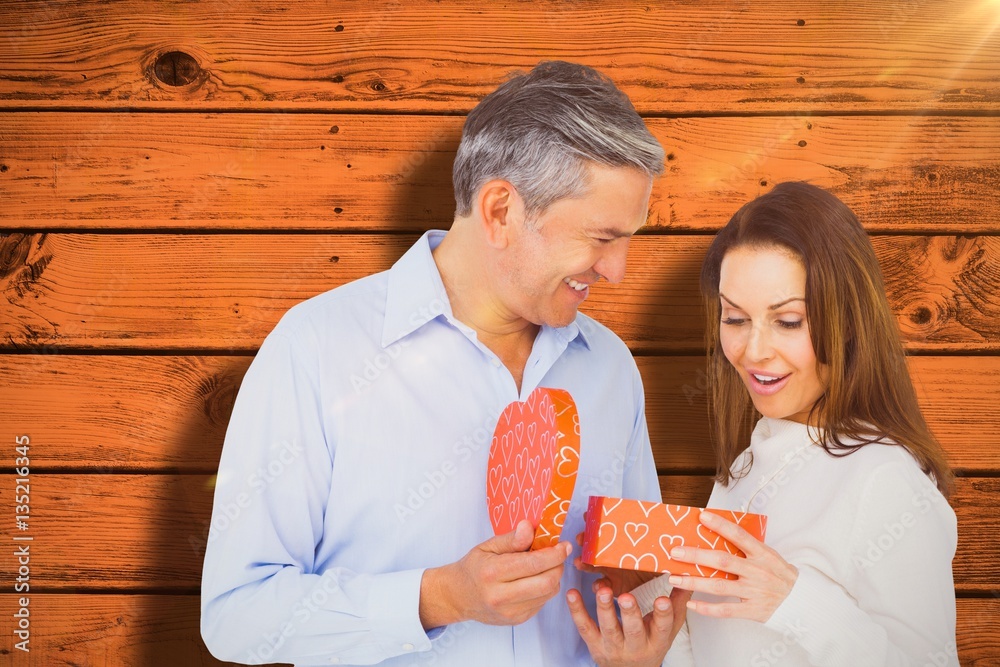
[581, 496, 767, 578]
[486, 387, 580, 550]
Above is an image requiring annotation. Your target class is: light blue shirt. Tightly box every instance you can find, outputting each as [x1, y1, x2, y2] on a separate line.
[201, 230, 660, 666]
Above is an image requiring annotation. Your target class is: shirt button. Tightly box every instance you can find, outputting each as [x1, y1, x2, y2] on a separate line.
[491, 358, 501, 367]
[402, 643, 415, 651]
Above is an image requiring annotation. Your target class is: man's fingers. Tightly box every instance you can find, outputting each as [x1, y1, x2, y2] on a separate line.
[483, 520, 535, 555]
[649, 596, 675, 641]
[566, 589, 602, 648]
[617, 594, 649, 653]
[494, 541, 572, 582]
[594, 587, 624, 644]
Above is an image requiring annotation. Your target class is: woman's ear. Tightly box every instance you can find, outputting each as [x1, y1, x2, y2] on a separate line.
[476, 179, 520, 249]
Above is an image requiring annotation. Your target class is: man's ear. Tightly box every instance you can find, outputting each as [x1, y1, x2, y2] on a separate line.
[476, 179, 520, 249]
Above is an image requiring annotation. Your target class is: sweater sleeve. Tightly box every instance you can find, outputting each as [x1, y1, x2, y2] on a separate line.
[764, 459, 958, 667]
[662, 622, 695, 667]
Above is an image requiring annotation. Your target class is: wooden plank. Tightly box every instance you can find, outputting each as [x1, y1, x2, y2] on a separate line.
[2, 114, 999, 233]
[0, 594, 255, 666]
[0, 594, 994, 666]
[0, 475, 212, 590]
[2, 233, 1000, 353]
[2, 355, 997, 473]
[0, 475, 994, 592]
[958, 598, 1000, 667]
[0, 356, 249, 472]
[2, 1, 999, 113]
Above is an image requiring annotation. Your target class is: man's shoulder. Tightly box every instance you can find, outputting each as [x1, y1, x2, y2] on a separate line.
[574, 312, 633, 359]
[271, 270, 391, 341]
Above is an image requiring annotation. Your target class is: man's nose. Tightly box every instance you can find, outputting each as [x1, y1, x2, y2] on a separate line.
[593, 240, 630, 284]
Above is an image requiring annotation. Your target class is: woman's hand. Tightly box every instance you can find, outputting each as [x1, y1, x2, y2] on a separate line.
[666, 511, 797, 623]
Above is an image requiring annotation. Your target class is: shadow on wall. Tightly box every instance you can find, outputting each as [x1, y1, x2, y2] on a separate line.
[140, 357, 277, 667]
[148, 124, 461, 665]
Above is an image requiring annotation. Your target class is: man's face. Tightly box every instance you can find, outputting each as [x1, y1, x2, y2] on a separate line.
[497, 164, 653, 328]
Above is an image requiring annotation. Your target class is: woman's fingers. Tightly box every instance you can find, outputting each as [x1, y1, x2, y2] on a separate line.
[698, 511, 764, 557]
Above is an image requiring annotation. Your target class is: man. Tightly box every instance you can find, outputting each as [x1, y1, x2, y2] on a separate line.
[202, 60, 682, 666]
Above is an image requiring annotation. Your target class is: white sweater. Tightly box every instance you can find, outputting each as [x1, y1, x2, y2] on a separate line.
[633, 417, 958, 667]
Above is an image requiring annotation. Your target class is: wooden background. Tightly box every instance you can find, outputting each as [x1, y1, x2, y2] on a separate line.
[1, 1, 999, 664]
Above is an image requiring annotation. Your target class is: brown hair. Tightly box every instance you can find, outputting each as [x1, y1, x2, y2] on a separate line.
[699, 181, 953, 496]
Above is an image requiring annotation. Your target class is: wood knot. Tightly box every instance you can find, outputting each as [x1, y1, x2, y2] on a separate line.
[909, 306, 933, 325]
[0, 233, 31, 280]
[152, 51, 202, 87]
[370, 79, 387, 93]
[197, 373, 239, 426]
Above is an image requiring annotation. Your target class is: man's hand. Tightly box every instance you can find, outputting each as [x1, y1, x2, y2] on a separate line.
[566, 584, 691, 667]
[419, 520, 573, 629]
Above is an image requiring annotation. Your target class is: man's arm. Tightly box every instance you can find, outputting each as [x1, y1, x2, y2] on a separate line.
[201, 329, 573, 664]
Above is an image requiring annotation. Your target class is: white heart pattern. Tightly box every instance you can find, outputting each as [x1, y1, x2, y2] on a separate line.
[624, 522, 650, 546]
[487, 388, 579, 542]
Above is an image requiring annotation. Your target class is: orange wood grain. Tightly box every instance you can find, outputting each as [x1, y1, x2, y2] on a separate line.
[0, 594, 256, 666]
[2, 233, 999, 353]
[2, 114, 998, 232]
[0, 475, 213, 590]
[0, 594, 993, 666]
[1, 1, 999, 113]
[1, 355, 997, 474]
[0, 475, 994, 592]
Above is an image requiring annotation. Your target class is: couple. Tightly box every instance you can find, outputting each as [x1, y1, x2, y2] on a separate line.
[201, 61, 958, 666]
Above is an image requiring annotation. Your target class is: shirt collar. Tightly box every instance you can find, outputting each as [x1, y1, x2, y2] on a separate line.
[381, 230, 591, 351]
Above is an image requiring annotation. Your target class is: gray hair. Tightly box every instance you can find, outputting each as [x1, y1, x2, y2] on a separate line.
[452, 61, 665, 221]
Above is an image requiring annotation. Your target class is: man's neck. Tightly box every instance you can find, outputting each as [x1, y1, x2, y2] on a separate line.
[432, 226, 539, 391]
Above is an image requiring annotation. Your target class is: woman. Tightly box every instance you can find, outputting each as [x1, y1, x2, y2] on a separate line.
[568, 182, 958, 666]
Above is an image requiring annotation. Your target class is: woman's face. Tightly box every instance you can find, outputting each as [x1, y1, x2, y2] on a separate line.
[718, 245, 829, 424]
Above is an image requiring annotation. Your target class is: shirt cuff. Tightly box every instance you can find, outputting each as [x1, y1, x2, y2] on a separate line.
[366, 567, 434, 657]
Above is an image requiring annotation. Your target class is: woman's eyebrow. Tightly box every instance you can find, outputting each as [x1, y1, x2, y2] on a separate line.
[720, 294, 805, 310]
